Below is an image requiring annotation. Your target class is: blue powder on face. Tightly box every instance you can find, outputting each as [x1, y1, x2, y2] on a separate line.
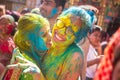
[48, 8, 58, 18]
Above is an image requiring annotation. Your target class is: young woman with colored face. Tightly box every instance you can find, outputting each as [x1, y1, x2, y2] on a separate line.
[42, 7, 96, 80]
[2, 13, 52, 80]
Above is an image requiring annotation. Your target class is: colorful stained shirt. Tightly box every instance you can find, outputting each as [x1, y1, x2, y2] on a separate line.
[43, 43, 84, 80]
[2, 48, 45, 80]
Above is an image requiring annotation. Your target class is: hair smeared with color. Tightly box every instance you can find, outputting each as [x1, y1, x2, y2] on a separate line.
[14, 13, 50, 68]
[14, 13, 49, 52]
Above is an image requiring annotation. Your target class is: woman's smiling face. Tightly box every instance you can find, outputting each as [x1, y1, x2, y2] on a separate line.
[52, 15, 82, 47]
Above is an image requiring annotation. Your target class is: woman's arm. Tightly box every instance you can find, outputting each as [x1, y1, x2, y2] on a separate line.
[87, 55, 104, 67]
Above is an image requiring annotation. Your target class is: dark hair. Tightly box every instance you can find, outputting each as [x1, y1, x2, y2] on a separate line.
[20, 8, 30, 14]
[107, 18, 120, 37]
[10, 11, 21, 22]
[101, 30, 109, 41]
[55, 0, 66, 9]
[89, 25, 102, 34]
[107, 6, 120, 37]
[41, 0, 67, 10]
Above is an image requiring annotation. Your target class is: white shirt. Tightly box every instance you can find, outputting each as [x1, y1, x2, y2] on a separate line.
[86, 44, 98, 78]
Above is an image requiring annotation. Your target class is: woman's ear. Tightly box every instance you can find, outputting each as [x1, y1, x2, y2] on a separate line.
[25, 41, 31, 47]
[57, 6, 62, 15]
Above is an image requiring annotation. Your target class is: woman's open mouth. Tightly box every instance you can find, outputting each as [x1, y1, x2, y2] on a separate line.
[53, 31, 66, 42]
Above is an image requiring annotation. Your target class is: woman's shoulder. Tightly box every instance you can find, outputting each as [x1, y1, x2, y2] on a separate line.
[68, 43, 83, 54]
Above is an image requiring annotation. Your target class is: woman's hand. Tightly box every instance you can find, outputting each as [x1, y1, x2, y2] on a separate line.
[7, 56, 40, 73]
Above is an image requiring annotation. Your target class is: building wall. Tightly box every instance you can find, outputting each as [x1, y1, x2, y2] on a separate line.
[0, 0, 27, 12]
[0, 0, 12, 11]
[26, 0, 41, 10]
[0, 0, 41, 12]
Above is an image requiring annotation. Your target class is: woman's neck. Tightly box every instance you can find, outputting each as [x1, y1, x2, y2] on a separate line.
[47, 44, 68, 56]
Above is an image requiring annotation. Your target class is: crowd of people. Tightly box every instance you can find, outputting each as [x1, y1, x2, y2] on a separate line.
[0, 0, 120, 80]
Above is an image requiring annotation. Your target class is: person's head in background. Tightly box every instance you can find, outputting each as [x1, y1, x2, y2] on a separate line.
[0, 6, 5, 17]
[88, 25, 102, 48]
[40, 0, 67, 19]
[39, 0, 67, 31]
[6, 10, 21, 36]
[0, 14, 15, 37]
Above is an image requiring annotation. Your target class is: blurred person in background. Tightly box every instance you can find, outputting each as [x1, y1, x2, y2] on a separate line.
[86, 25, 104, 80]
[0, 15, 15, 78]
[39, 0, 67, 30]
[0, 15, 15, 67]
[6, 10, 21, 36]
